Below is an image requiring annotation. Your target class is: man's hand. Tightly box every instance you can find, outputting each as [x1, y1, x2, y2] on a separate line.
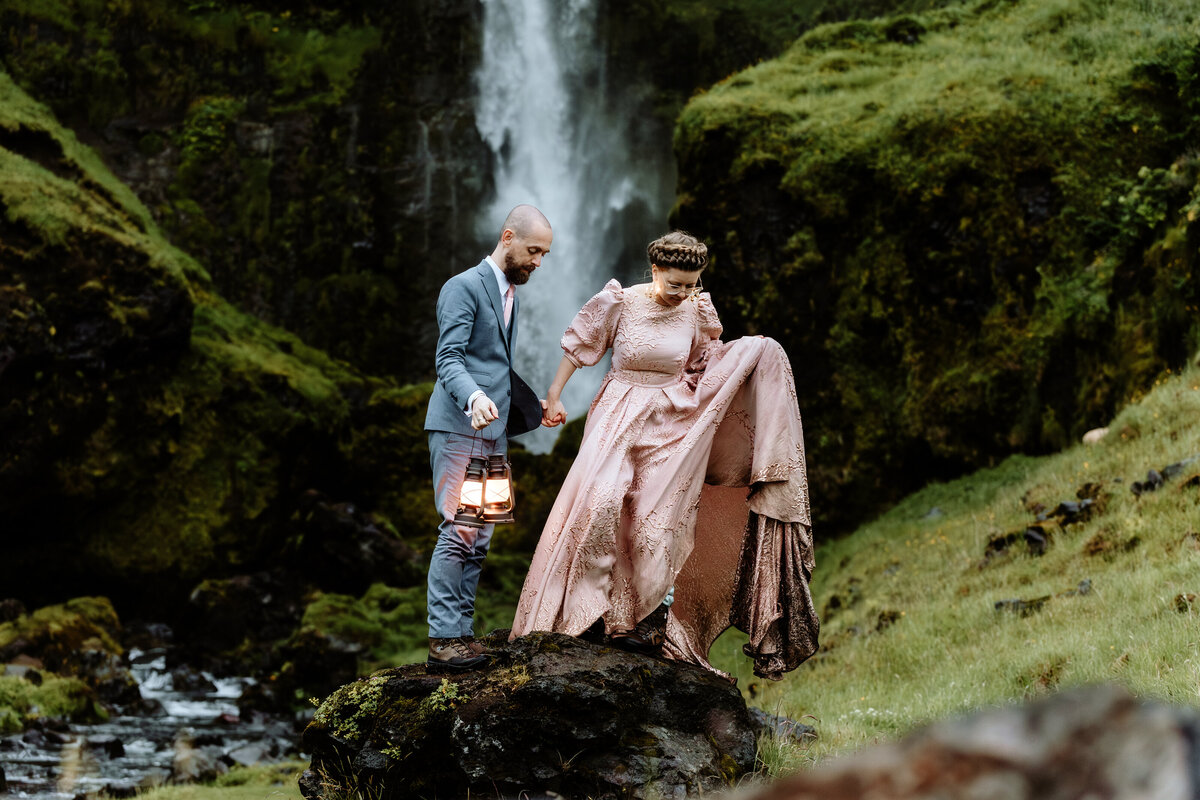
[471, 394, 500, 430]
[541, 397, 567, 428]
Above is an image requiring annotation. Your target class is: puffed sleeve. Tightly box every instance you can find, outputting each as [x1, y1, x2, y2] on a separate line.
[561, 279, 624, 367]
[685, 292, 724, 379]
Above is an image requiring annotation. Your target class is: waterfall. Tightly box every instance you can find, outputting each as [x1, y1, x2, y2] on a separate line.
[474, 0, 675, 452]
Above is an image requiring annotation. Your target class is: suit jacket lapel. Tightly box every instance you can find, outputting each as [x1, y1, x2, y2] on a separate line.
[476, 261, 511, 357]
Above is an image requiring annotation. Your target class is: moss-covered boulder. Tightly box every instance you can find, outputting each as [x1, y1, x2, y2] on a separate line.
[674, 0, 1200, 530]
[0, 674, 107, 733]
[300, 632, 757, 799]
[0, 597, 134, 729]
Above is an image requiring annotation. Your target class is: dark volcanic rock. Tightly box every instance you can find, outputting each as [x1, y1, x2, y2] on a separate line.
[301, 632, 758, 799]
[742, 685, 1197, 800]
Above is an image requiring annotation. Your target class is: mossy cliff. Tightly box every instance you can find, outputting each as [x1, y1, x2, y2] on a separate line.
[674, 0, 1200, 530]
[0, 0, 490, 381]
[0, 69, 438, 609]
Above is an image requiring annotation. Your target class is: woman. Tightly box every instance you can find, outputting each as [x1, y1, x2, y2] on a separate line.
[510, 232, 818, 680]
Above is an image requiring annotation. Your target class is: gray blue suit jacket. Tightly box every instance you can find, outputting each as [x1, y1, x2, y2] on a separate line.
[425, 260, 525, 439]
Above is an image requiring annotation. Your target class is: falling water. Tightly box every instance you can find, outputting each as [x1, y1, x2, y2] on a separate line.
[474, 0, 675, 452]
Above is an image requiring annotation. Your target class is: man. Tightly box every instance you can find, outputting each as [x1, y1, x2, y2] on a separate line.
[423, 204, 552, 671]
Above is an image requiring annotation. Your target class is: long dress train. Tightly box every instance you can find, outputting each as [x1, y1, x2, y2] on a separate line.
[510, 279, 818, 679]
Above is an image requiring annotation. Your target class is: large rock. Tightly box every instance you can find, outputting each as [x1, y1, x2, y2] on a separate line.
[744, 685, 1198, 800]
[300, 632, 758, 799]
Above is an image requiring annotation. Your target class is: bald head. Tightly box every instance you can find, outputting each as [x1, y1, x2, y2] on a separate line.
[499, 204, 552, 242]
[491, 204, 552, 286]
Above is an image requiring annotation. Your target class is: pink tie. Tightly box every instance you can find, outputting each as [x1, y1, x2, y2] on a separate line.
[504, 284, 515, 328]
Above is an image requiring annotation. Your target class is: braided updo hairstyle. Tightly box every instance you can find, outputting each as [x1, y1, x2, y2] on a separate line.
[647, 231, 708, 272]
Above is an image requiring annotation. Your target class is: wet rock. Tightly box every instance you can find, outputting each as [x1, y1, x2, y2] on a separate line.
[227, 742, 269, 767]
[170, 666, 217, 694]
[171, 731, 228, 784]
[740, 686, 1196, 800]
[83, 734, 125, 759]
[103, 782, 138, 798]
[0, 764, 7, 793]
[122, 621, 174, 652]
[748, 707, 817, 744]
[301, 632, 758, 800]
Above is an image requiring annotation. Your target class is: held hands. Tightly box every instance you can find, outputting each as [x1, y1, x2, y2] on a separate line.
[470, 394, 500, 430]
[541, 396, 567, 428]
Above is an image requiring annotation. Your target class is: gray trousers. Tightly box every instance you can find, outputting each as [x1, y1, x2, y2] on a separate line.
[426, 430, 507, 639]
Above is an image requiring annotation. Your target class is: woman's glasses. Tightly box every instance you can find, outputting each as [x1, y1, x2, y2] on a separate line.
[661, 278, 703, 297]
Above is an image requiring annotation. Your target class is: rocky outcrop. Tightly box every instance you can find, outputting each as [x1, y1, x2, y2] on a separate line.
[300, 632, 760, 800]
[743, 685, 1199, 800]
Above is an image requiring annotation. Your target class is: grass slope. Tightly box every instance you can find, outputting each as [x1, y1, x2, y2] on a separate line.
[711, 357, 1200, 773]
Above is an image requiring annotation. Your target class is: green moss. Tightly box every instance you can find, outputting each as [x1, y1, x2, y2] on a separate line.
[311, 672, 392, 745]
[0, 597, 122, 658]
[0, 674, 107, 731]
[675, 0, 1200, 529]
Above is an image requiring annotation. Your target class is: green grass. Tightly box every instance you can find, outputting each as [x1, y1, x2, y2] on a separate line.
[136, 763, 306, 800]
[711, 357, 1200, 774]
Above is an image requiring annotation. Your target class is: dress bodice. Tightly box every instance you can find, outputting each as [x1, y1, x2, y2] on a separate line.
[611, 286, 697, 378]
[560, 279, 722, 385]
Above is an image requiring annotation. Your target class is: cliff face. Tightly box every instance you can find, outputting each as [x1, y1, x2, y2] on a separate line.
[0, 0, 491, 380]
[674, 0, 1200, 530]
[0, 68, 436, 607]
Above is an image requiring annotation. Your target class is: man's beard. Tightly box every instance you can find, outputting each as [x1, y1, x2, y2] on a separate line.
[504, 252, 535, 285]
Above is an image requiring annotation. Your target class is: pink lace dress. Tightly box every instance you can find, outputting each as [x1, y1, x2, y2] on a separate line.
[510, 279, 818, 679]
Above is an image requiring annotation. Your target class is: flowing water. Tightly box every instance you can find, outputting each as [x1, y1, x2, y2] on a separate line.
[474, 0, 676, 452]
[0, 649, 297, 799]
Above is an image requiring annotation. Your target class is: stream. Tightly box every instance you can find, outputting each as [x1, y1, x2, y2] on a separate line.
[0, 647, 302, 799]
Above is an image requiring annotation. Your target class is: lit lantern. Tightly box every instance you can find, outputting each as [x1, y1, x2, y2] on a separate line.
[482, 453, 515, 524]
[453, 456, 489, 529]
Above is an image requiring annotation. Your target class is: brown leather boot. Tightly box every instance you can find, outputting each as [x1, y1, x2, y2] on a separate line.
[427, 637, 488, 671]
[459, 636, 494, 657]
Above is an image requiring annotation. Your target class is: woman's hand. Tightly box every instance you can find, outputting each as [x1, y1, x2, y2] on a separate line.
[541, 396, 567, 427]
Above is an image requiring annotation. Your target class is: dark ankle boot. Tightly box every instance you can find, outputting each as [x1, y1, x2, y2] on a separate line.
[612, 602, 668, 656]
